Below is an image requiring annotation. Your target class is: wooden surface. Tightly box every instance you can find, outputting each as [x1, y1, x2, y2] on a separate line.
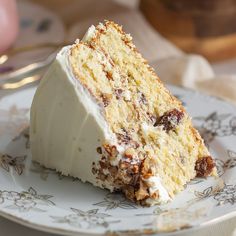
[140, 0, 236, 61]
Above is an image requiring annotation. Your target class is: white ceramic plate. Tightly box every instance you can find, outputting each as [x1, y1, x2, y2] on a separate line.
[0, 85, 236, 236]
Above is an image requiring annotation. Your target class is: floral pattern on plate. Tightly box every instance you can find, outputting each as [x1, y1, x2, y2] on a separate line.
[0, 153, 26, 175]
[93, 193, 137, 211]
[51, 208, 120, 229]
[0, 187, 55, 213]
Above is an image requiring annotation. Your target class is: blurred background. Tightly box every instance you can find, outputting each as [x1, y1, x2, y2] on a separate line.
[1, 0, 236, 100]
[0, 0, 236, 100]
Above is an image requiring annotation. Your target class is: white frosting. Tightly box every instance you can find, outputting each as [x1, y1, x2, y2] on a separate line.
[141, 122, 155, 134]
[123, 90, 131, 101]
[30, 45, 118, 190]
[82, 25, 96, 42]
[144, 176, 171, 204]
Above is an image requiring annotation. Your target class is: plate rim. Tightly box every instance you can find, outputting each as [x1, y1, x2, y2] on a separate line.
[0, 84, 236, 236]
[0, 203, 235, 236]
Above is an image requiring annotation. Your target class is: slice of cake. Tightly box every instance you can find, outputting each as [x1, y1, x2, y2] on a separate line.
[30, 21, 216, 205]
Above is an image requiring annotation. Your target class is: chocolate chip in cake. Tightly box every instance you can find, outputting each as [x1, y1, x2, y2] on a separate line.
[154, 109, 184, 132]
[195, 156, 215, 177]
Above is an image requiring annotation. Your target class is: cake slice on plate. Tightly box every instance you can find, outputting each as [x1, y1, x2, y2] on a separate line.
[30, 21, 216, 205]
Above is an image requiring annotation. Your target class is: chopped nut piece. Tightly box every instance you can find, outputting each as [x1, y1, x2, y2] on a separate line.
[123, 185, 135, 201]
[108, 166, 118, 177]
[130, 174, 140, 186]
[154, 109, 184, 132]
[135, 180, 148, 200]
[195, 156, 215, 177]
[116, 129, 132, 145]
[105, 71, 113, 80]
[103, 144, 118, 158]
[119, 161, 129, 169]
[99, 173, 107, 181]
[124, 148, 136, 159]
[132, 165, 139, 173]
[116, 129, 139, 148]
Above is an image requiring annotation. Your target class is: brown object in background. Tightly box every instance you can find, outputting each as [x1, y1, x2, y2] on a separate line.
[140, 0, 236, 61]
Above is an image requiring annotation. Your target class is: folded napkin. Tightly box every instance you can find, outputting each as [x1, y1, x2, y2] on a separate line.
[68, 10, 236, 105]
